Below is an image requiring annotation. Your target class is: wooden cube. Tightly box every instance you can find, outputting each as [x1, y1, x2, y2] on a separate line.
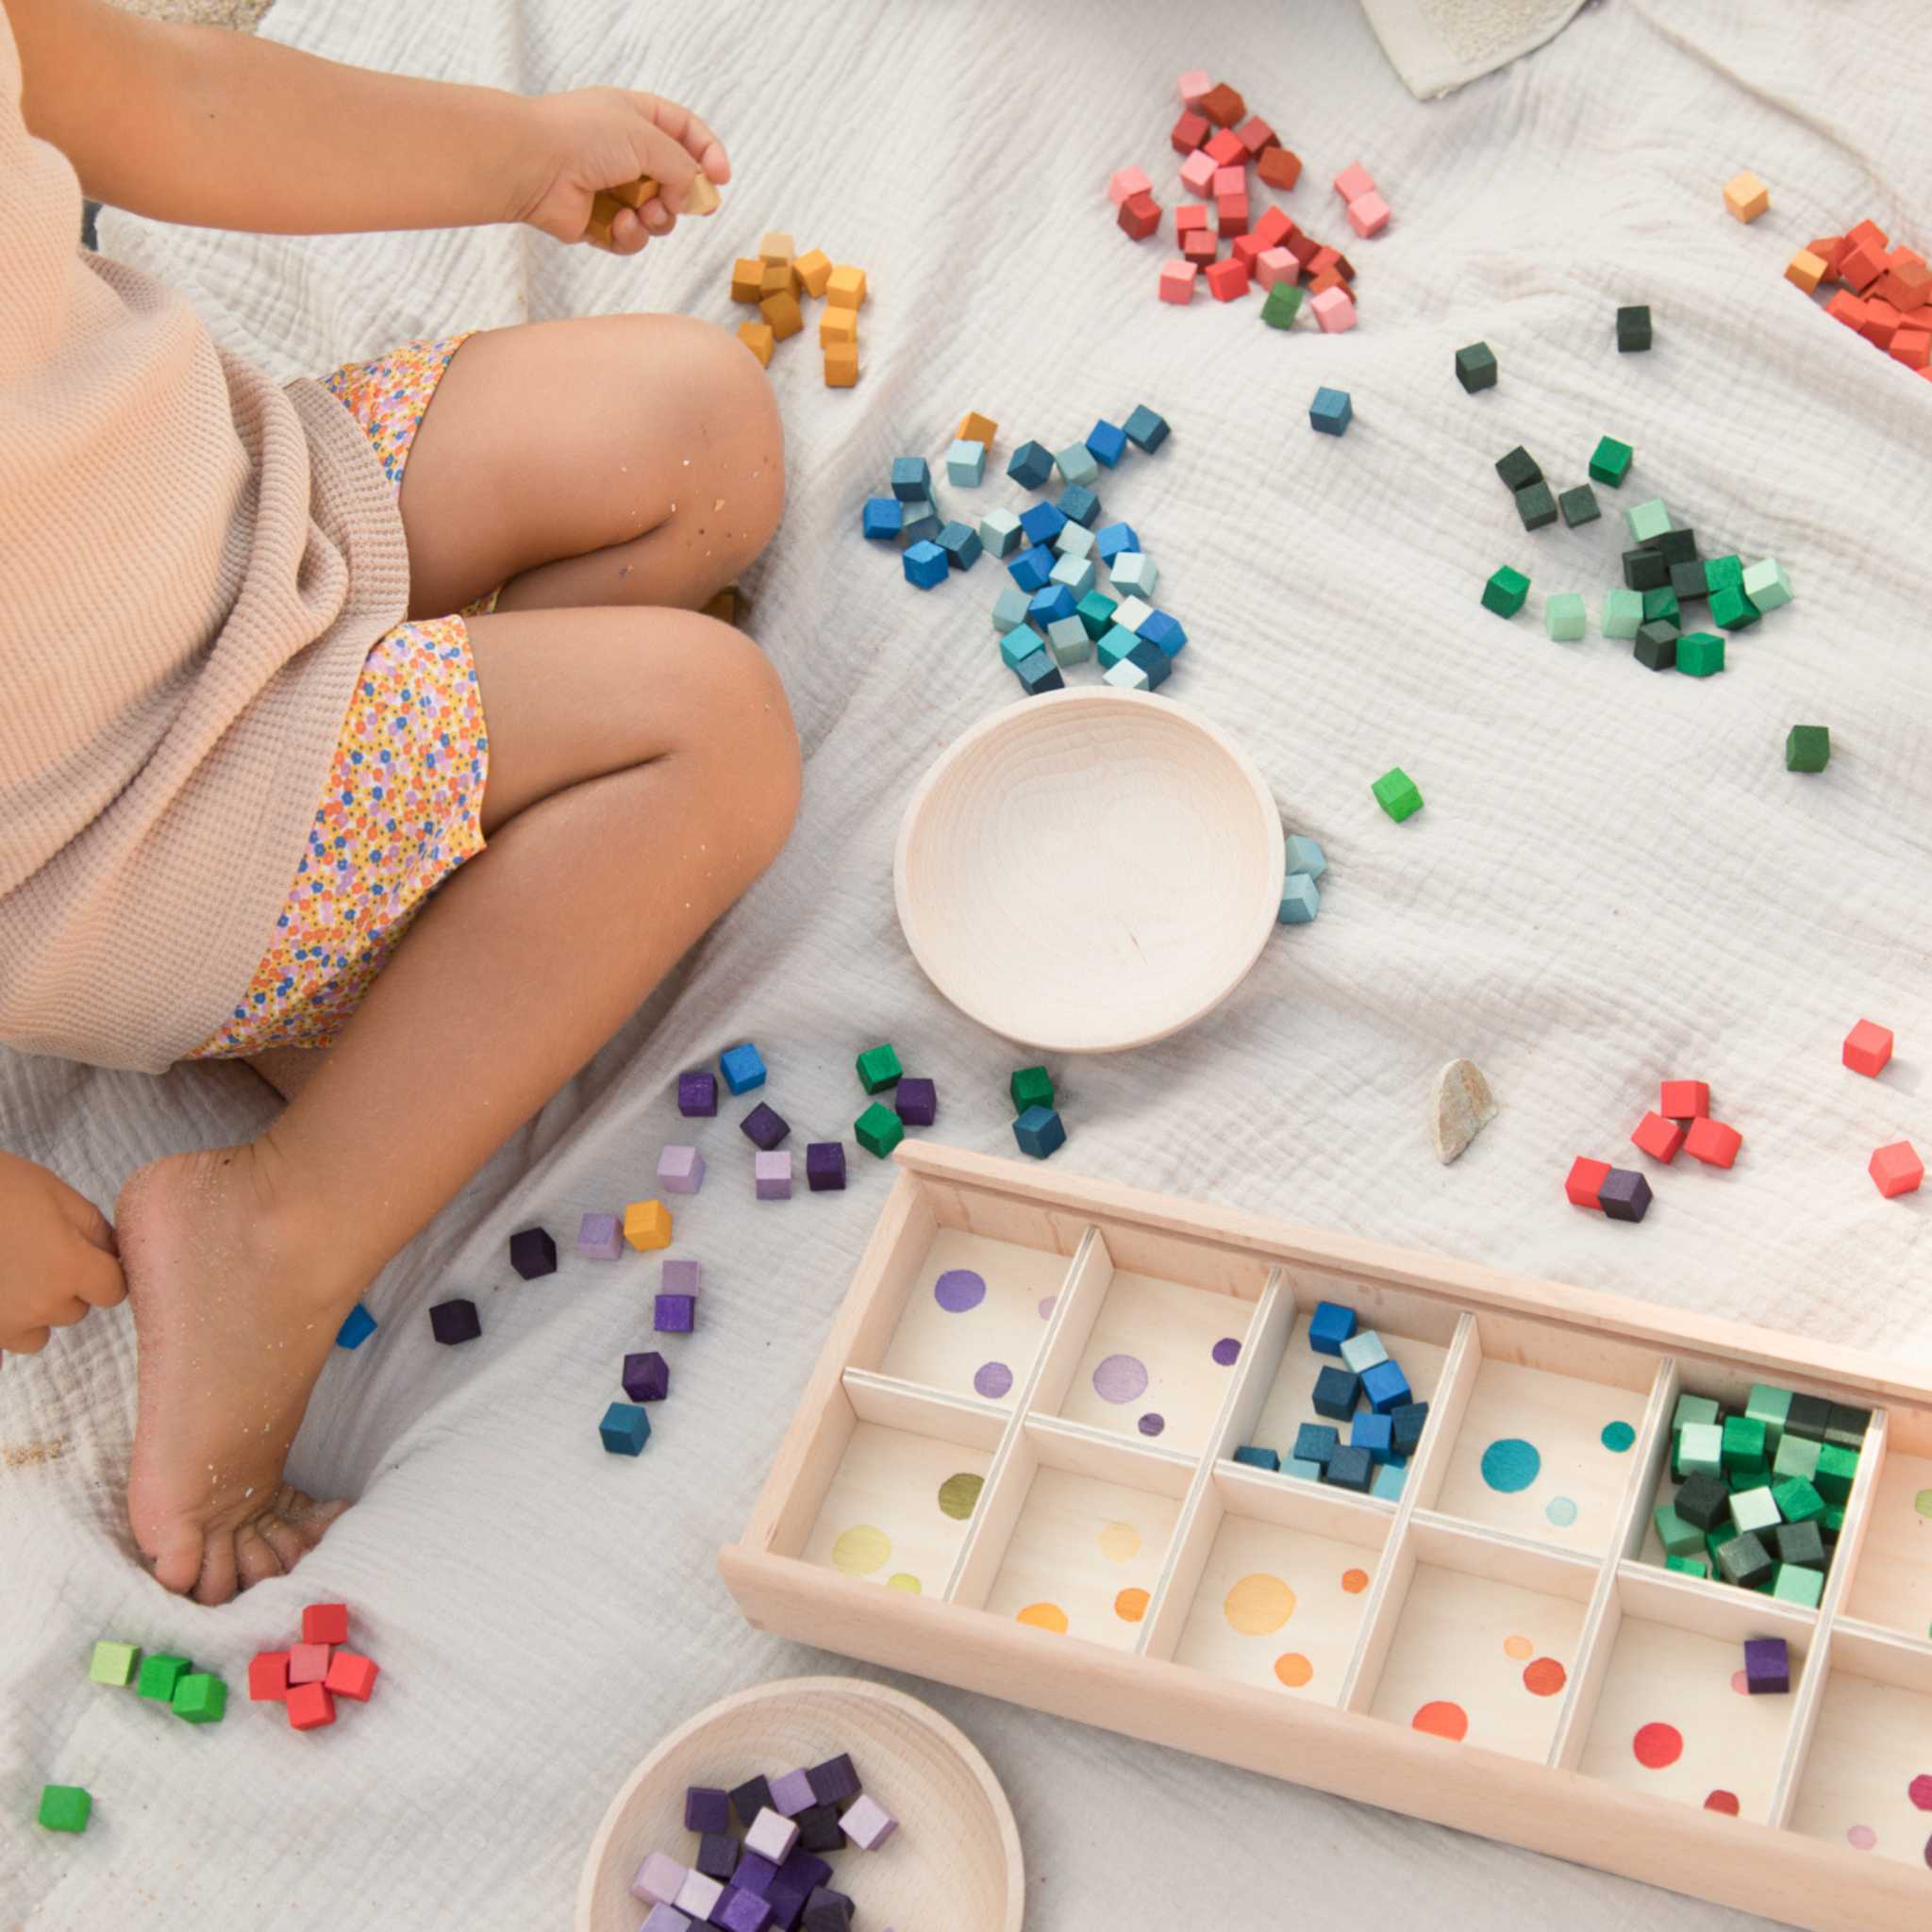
[1235, 116, 1276, 157]
[166, 1666, 224, 1719]
[624, 1200, 674, 1250]
[1842, 1018, 1893, 1076]
[1257, 145, 1302, 191]
[1345, 192, 1390, 238]
[324, 1651, 380, 1701]
[758, 230, 794, 265]
[1158, 259, 1198, 305]
[957, 410, 999, 446]
[730, 258, 764, 303]
[682, 174, 721, 216]
[1205, 129, 1247, 168]
[1177, 69, 1212, 105]
[1310, 285, 1357, 333]
[825, 266, 868, 309]
[1117, 191, 1161, 242]
[1870, 1140, 1923, 1198]
[1205, 258, 1250, 301]
[1108, 165, 1152, 206]
[736, 323, 774, 368]
[792, 248, 833, 297]
[760, 291, 804, 341]
[1723, 170, 1770, 223]
[1180, 228, 1218, 265]
[1171, 108, 1209, 155]
[824, 343, 858, 389]
[1564, 1156, 1611, 1209]
[819, 307, 857, 346]
[1659, 1079, 1709, 1119]
[1684, 1118, 1741, 1169]
[1198, 82, 1245, 127]
[1784, 248, 1827, 293]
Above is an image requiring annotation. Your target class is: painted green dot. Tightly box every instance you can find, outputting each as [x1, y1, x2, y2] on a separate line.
[1601, 1422, 1637, 1454]
[938, 1472, 984, 1521]
[1913, 1488, 1932, 1521]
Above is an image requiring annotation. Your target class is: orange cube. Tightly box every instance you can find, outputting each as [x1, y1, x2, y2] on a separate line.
[1723, 170, 1769, 223]
[824, 343, 859, 389]
[825, 265, 868, 309]
[1824, 291, 1868, 330]
[1860, 298, 1901, 349]
[956, 411, 998, 447]
[1891, 329, 1931, 369]
[758, 259, 791, 299]
[759, 291, 804, 341]
[729, 258, 763, 304]
[819, 308, 857, 347]
[792, 248, 833, 298]
[736, 321, 774, 368]
[624, 1200, 673, 1251]
[1784, 249, 1827, 294]
[1839, 240, 1886, 291]
[1631, 1112, 1686, 1164]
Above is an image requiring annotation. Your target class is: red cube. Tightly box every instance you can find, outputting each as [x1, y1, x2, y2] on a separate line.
[1205, 257, 1251, 302]
[1683, 1118, 1741, 1169]
[1807, 233, 1842, 272]
[1205, 128, 1247, 169]
[1659, 1080, 1709, 1120]
[1171, 109, 1209, 156]
[1118, 191, 1161, 242]
[288, 1642, 331, 1685]
[248, 1652, 291, 1703]
[1181, 228, 1219, 265]
[1216, 194, 1250, 239]
[1235, 116, 1276, 157]
[1231, 233, 1267, 272]
[1565, 1157, 1612, 1210]
[1891, 329, 1930, 369]
[1310, 245, 1356, 281]
[1860, 298, 1901, 348]
[1870, 1141, 1924, 1199]
[1257, 145, 1302, 192]
[1824, 291, 1868, 331]
[1286, 231, 1322, 266]
[1844, 216, 1889, 257]
[1198, 82, 1245, 128]
[1840, 241, 1886, 291]
[1842, 1018, 1893, 1077]
[287, 1682, 337, 1731]
[303, 1603, 350, 1646]
[1174, 202, 1209, 235]
[324, 1651, 381, 1702]
[1631, 1112, 1686, 1164]
[1251, 206, 1293, 251]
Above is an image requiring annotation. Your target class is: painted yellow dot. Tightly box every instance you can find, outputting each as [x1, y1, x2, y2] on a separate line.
[1503, 1634, 1534, 1660]
[937, 1472, 985, 1521]
[886, 1573, 922, 1594]
[1098, 1520, 1142, 1563]
[1114, 1587, 1150, 1623]
[1274, 1652, 1314, 1689]
[830, 1524, 891, 1575]
[1016, 1602, 1069, 1634]
[1224, 1572, 1296, 1636]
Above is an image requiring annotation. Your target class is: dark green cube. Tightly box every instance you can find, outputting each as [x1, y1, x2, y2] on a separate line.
[1557, 484, 1600, 527]
[1785, 724, 1830, 773]
[1588, 435, 1634, 486]
[1481, 565, 1530, 618]
[1673, 1470, 1732, 1532]
[1514, 480, 1558, 530]
[1634, 623, 1678, 671]
[1670, 559, 1709, 601]
[1455, 341, 1498, 392]
[1009, 1065, 1054, 1112]
[1623, 547, 1669, 591]
[1824, 1403, 1871, 1450]
[1787, 1393, 1833, 1441]
[854, 1102, 905, 1158]
[1616, 303, 1653, 351]
[1710, 585, 1760, 631]
[1814, 1442, 1858, 1504]
[855, 1043, 903, 1093]
[1715, 1528, 1773, 1589]
[1644, 526, 1700, 565]
[1676, 631, 1725, 676]
[1774, 1519, 1827, 1571]
[1641, 586, 1680, 628]
[1494, 444, 1542, 492]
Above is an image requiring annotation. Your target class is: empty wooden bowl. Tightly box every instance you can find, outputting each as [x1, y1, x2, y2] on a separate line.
[895, 690, 1285, 1052]
[575, 1675, 1024, 1932]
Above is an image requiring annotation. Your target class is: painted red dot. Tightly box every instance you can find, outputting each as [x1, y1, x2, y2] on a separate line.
[1704, 1790, 1740, 1815]
[1523, 1657, 1568, 1697]
[1632, 1722, 1683, 1770]
[1412, 1700, 1469, 1741]
[1908, 1773, 1932, 1811]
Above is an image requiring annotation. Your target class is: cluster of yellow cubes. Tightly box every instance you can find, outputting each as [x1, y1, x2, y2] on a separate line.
[730, 231, 868, 386]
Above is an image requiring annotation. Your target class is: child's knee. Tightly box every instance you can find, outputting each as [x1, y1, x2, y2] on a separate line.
[684, 618, 800, 867]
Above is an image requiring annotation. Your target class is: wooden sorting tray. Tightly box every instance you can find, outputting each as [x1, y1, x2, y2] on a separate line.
[719, 1143, 1932, 1929]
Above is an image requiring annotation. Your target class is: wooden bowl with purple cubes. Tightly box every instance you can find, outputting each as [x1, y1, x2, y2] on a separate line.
[575, 1675, 1024, 1931]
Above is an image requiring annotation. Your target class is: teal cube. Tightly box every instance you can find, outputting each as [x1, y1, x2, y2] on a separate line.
[1371, 1461, 1407, 1501]
[1278, 874, 1320, 924]
[1481, 565, 1529, 618]
[1602, 587, 1643, 639]
[1012, 1105, 1065, 1159]
[1372, 766, 1423, 823]
[599, 1400, 651, 1456]
[1075, 591, 1118, 640]
[1096, 624, 1140, 670]
[1624, 497, 1672, 543]
[1309, 386, 1353, 436]
[1284, 835, 1327, 880]
[1000, 629, 1042, 673]
[1545, 592, 1587, 641]
[1676, 631, 1725, 677]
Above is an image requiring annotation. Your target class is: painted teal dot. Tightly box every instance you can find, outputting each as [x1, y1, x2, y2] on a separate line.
[1601, 1421, 1637, 1454]
[1545, 1496, 1579, 1527]
[1481, 1438, 1541, 1493]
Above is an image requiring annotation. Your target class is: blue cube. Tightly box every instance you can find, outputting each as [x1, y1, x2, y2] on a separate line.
[1011, 649, 1064, 699]
[891, 455, 932, 501]
[1086, 419, 1128, 468]
[1049, 553, 1095, 599]
[335, 1303, 377, 1350]
[1309, 387, 1353, 437]
[861, 497, 903, 541]
[1096, 625, 1141, 671]
[1136, 609, 1187, 658]
[1019, 500, 1067, 547]
[1008, 544, 1057, 593]
[1312, 1364, 1362, 1419]
[1284, 834, 1327, 881]
[1000, 628, 1044, 672]
[1094, 521, 1141, 566]
[1351, 1412, 1394, 1463]
[1028, 584, 1076, 629]
[1231, 1444, 1280, 1473]
[1323, 1443, 1374, 1492]
[1361, 1357, 1412, 1415]
[1058, 483, 1102, 527]
[1123, 404, 1170, 452]
[1391, 1401, 1429, 1457]
[1124, 639, 1171, 690]
[1286, 1457, 1324, 1481]
[1008, 440, 1055, 489]
[903, 540, 948, 590]
[1278, 874, 1320, 925]
[599, 1401, 651, 1457]
[1371, 1460, 1407, 1502]
[991, 584, 1031, 634]
[938, 521, 982, 571]
[1307, 1301, 1357, 1355]
[945, 438, 987, 487]
[720, 1041, 766, 1093]
[1012, 1104, 1066, 1157]
[1293, 1422, 1340, 1467]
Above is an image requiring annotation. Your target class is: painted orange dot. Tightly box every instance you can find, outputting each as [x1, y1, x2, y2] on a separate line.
[1016, 1602, 1069, 1634]
[1412, 1700, 1469, 1741]
[1523, 1657, 1568, 1697]
[1274, 1652, 1314, 1689]
[1114, 1588, 1150, 1623]
[1341, 1568, 1370, 1595]
[1705, 1790, 1740, 1815]
[1503, 1634, 1534, 1660]
[1632, 1722, 1683, 1770]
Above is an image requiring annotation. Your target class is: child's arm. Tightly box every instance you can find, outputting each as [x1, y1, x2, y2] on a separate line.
[0, 1150, 125, 1365]
[10, 0, 724, 253]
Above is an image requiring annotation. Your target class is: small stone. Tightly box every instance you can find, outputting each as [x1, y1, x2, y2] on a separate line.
[1432, 1058, 1497, 1164]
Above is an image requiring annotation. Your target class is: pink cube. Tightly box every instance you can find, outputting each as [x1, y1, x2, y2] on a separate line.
[1333, 160, 1376, 202]
[1158, 259, 1197, 305]
[1178, 68, 1212, 105]
[288, 1642, 330, 1686]
[754, 1150, 792, 1200]
[1178, 149, 1217, 197]
[1345, 191, 1391, 238]
[1108, 165, 1151, 207]
[1216, 193, 1249, 238]
[1257, 247, 1297, 289]
[1211, 165, 1245, 198]
[1310, 284, 1357, 332]
[656, 1144, 705, 1194]
[1234, 116, 1276, 157]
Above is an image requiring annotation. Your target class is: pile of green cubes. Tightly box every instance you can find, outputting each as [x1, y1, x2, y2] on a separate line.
[1649, 1384, 1867, 1607]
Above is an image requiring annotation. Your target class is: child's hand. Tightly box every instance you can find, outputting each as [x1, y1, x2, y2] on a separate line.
[517, 88, 729, 255]
[0, 1150, 126, 1365]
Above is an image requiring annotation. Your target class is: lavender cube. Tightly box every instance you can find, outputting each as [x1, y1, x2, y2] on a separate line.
[673, 1870, 724, 1924]
[769, 1767, 816, 1817]
[806, 1754, 860, 1807]
[630, 1851, 689, 1905]
[658, 1144, 706, 1195]
[740, 1102, 791, 1151]
[1743, 1635, 1790, 1695]
[685, 1786, 731, 1834]
[508, 1224, 558, 1280]
[663, 1257, 701, 1296]
[576, 1211, 624, 1260]
[654, 1293, 696, 1334]
[695, 1831, 739, 1881]
[1599, 1167, 1653, 1223]
[731, 1776, 774, 1828]
[677, 1070, 719, 1116]
[714, 1889, 773, 1932]
[640, 1907, 692, 1932]
[804, 1142, 846, 1193]
[840, 1793, 896, 1850]
[893, 1076, 937, 1126]
[742, 1807, 798, 1864]
[754, 1151, 793, 1200]
[623, 1350, 670, 1403]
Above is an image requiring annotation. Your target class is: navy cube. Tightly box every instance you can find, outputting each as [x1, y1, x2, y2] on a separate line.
[1008, 440, 1055, 488]
[1360, 1357, 1411, 1415]
[1390, 1401, 1429, 1457]
[1323, 1443, 1374, 1491]
[1293, 1422, 1340, 1467]
[508, 1224, 557, 1280]
[1019, 500, 1068, 547]
[429, 1297, 481, 1344]
[1123, 404, 1170, 452]
[1012, 648, 1064, 697]
[1311, 1365, 1361, 1419]
[1124, 639, 1172, 690]
[937, 520, 982, 571]
[1232, 1444, 1280, 1473]
[1307, 1301, 1357, 1355]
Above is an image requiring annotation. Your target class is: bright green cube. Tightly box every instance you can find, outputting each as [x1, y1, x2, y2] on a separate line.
[1705, 553, 1743, 592]
[1481, 565, 1530, 618]
[1741, 557, 1791, 611]
[172, 1672, 227, 1724]
[1664, 1554, 1709, 1578]
[137, 1653, 190, 1703]
[1814, 1442, 1857, 1505]
[1589, 435, 1634, 486]
[1785, 724, 1830, 773]
[1261, 282, 1304, 329]
[1653, 1502, 1704, 1557]
[855, 1043, 903, 1094]
[1771, 1563, 1824, 1609]
[1677, 1421, 1724, 1479]
[1732, 1464, 1773, 1492]
[854, 1102, 904, 1158]
[1075, 591, 1118, 641]
[1729, 1484, 1780, 1537]
[1602, 587, 1643, 639]
[1624, 496, 1671, 543]
[1009, 1065, 1054, 1112]
[1774, 1475, 1825, 1524]
[1745, 1385, 1792, 1452]
[1372, 766, 1424, 823]
[1641, 586, 1679, 628]
[88, 1641, 139, 1689]
[1675, 631, 1725, 677]
[1722, 1414, 1768, 1476]
[1773, 1432, 1821, 1483]
[37, 1784, 91, 1834]
[1710, 584, 1760, 631]
[1823, 1504, 1846, 1541]
[1673, 1392, 1721, 1431]
[1545, 592, 1587, 641]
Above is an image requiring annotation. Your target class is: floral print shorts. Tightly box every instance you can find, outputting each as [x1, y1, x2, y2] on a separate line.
[188, 334, 498, 1058]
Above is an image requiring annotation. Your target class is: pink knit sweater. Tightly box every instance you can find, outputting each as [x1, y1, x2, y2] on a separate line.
[0, 9, 409, 1072]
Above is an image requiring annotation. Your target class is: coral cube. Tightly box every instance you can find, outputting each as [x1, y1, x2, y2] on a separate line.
[302, 1602, 349, 1646]
[1632, 1111, 1686, 1163]
[1371, 766, 1422, 822]
[720, 1042, 766, 1093]
[1660, 1078, 1709, 1119]
[1842, 1019, 1893, 1077]
[1206, 258, 1250, 301]
[248, 1652, 290, 1702]
[1684, 1118, 1741, 1168]
[287, 1641, 329, 1686]
[1309, 387, 1352, 436]
[657, 1144, 706, 1193]
[1108, 165, 1152, 206]
[754, 1151, 792, 1200]
[1158, 259, 1198, 305]
[1565, 1156, 1611, 1209]
[286, 1681, 336, 1730]
[1012, 1105, 1065, 1158]
[1870, 1141, 1923, 1198]
[324, 1651, 379, 1701]
[1257, 144, 1301, 190]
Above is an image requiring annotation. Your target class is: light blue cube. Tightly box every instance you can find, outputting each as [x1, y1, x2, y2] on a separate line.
[1054, 522, 1096, 560]
[1278, 874, 1320, 924]
[945, 438, 987, 487]
[1371, 1460, 1407, 1501]
[1096, 624, 1141, 670]
[903, 540, 948, 590]
[1340, 1329, 1389, 1374]
[1545, 591, 1587, 641]
[1049, 553, 1095, 599]
[1045, 615, 1092, 665]
[1286, 1457, 1324, 1481]
[1284, 834, 1326, 881]
[1602, 587, 1643, 639]
[599, 1400, 651, 1457]
[991, 585, 1031, 634]
[1055, 441, 1100, 487]
[979, 508, 1023, 558]
[1102, 657, 1152, 691]
[1110, 552, 1158, 597]
[1624, 496, 1671, 543]
[1094, 521, 1141, 565]
[1741, 557, 1791, 610]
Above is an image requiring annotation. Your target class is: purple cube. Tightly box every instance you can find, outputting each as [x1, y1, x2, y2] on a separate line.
[740, 1101, 791, 1151]
[714, 1888, 773, 1932]
[802, 1885, 855, 1931]
[429, 1298, 481, 1345]
[754, 1151, 793, 1200]
[731, 1848, 778, 1896]
[658, 1144, 706, 1195]
[684, 1785, 729, 1834]
[677, 1070, 719, 1117]
[508, 1224, 558, 1280]
[663, 1257, 701, 1296]
[630, 1851, 688, 1905]
[731, 1776, 774, 1828]
[769, 1767, 816, 1817]
[893, 1076, 937, 1126]
[640, 1907, 691, 1932]
[695, 1831, 739, 1881]
[576, 1211, 624, 1260]
[1743, 1635, 1790, 1695]
[775, 1849, 831, 1894]
[622, 1350, 670, 1402]
[794, 1803, 842, 1854]
[1599, 1167, 1653, 1223]
[742, 1807, 798, 1864]
[806, 1754, 860, 1807]
[654, 1293, 696, 1334]
[804, 1142, 846, 1193]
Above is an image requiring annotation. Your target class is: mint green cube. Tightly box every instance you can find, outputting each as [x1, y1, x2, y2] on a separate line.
[1624, 497, 1671, 543]
[1676, 631, 1725, 677]
[1729, 1485, 1780, 1537]
[88, 1641, 139, 1688]
[1602, 587, 1643, 639]
[1673, 1392, 1721, 1432]
[979, 508, 1023, 559]
[1741, 557, 1791, 611]
[1773, 1432, 1821, 1483]
[1677, 1421, 1724, 1479]
[1545, 592, 1587, 641]
[1746, 1385, 1793, 1452]
[1372, 766, 1424, 824]
[1654, 1503, 1703, 1557]
[1771, 1562, 1824, 1609]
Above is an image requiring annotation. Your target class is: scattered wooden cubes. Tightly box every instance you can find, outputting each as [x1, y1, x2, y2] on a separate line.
[1784, 724, 1830, 773]
[657, 1145, 706, 1194]
[1842, 1018, 1893, 1077]
[1012, 1105, 1065, 1159]
[1371, 765, 1422, 822]
[1308, 386, 1352, 436]
[1616, 304, 1653, 352]
[1724, 171, 1770, 223]
[1544, 593, 1586, 642]
[37, 1785, 91, 1834]
[430, 1297, 482, 1344]
[754, 1151, 793, 1201]
[1870, 1141, 1924, 1198]
[625, 1201, 674, 1251]
[1454, 341, 1497, 392]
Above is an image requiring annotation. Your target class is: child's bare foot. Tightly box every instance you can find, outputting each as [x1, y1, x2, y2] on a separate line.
[116, 1145, 355, 1604]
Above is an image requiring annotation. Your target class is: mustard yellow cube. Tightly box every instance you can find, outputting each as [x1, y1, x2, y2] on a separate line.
[624, 1200, 674, 1251]
[825, 264, 868, 309]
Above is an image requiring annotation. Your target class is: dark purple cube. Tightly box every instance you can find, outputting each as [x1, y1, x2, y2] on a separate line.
[695, 1831, 739, 1880]
[740, 1101, 791, 1151]
[713, 1888, 774, 1932]
[801, 1887, 855, 1932]
[622, 1349, 670, 1402]
[774, 1850, 831, 1895]
[762, 1876, 809, 1931]
[893, 1076, 937, 1126]
[1599, 1167, 1653, 1222]
[1743, 1636, 1790, 1695]
[793, 1802, 842, 1854]
[804, 1142, 846, 1192]
[508, 1224, 558, 1280]
[429, 1297, 481, 1344]
[654, 1292, 696, 1334]
[730, 1776, 774, 1829]
[805, 1754, 860, 1807]
[731, 1850, 778, 1898]
[685, 1785, 731, 1834]
[678, 1070, 719, 1117]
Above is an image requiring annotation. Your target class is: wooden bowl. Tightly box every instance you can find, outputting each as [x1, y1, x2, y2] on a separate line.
[895, 690, 1284, 1052]
[575, 1676, 1024, 1932]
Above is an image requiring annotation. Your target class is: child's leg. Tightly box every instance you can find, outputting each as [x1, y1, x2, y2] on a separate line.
[118, 602, 800, 1603]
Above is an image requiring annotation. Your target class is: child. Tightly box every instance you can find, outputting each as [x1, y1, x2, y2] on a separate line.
[0, 0, 799, 1605]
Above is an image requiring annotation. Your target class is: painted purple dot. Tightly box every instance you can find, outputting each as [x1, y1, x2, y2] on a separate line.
[974, 1360, 1014, 1399]
[1211, 1337, 1241, 1367]
[1038, 1296, 1057, 1321]
[933, 1269, 987, 1313]
[1091, 1353, 1149, 1404]
[1138, 1412, 1166, 1438]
